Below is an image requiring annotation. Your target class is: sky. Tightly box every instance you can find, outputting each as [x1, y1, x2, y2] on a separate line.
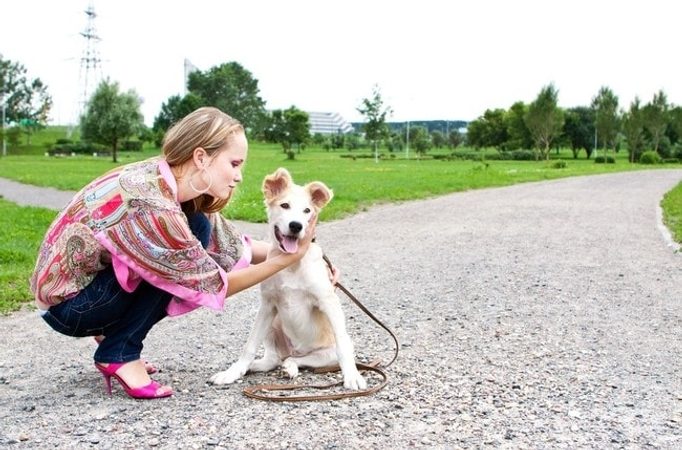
[1, 0, 680, 126]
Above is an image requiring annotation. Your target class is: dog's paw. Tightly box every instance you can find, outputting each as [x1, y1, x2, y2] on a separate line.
[281, 359, 299, 378]
[209, 366, 245, 385]
[343, 371, 367, 390]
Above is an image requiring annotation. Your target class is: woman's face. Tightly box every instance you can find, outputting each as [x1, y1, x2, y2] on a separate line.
[205, 132, 248, 200]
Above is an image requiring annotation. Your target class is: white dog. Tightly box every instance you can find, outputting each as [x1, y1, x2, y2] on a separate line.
[210, 168, 367, 390]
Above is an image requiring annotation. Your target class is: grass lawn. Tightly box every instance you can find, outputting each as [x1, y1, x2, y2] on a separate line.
[0, 143, 669, 222]
[0, 199, 57, 312]
[662, 181, 682, 243]
[0, 139, 680, 313]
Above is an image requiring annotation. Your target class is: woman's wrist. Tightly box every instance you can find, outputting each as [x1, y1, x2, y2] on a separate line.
[267, 251, 299, 269]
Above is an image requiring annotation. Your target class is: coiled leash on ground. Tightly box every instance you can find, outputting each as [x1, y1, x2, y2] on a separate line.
[242, 254, 400, 402]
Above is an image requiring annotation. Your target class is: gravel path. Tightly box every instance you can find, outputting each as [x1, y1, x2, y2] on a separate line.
[1, 170, 681, 449]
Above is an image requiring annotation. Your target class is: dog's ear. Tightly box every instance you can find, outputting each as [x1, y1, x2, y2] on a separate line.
[305, 182, 333, 209]
[262, 168, 292, 201]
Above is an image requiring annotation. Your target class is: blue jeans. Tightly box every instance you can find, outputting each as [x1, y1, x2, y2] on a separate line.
[41, 211, 211, 363]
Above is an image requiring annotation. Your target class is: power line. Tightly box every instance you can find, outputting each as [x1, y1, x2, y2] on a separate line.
[78, 1, 103, 119]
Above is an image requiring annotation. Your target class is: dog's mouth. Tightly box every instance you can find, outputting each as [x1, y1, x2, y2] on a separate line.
[274, 225, 299, 253]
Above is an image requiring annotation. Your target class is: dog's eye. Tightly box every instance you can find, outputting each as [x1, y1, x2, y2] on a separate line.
[304, 208, 311, 214]
[280, 203, 290, 209]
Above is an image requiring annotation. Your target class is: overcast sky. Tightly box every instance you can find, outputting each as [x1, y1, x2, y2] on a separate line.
[2, 0, 680, 126]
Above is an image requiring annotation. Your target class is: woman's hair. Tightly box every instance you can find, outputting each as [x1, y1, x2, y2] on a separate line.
[163, 107, 244, 214]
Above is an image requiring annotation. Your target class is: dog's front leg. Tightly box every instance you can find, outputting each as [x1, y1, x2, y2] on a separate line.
[209, 300, 277, 385]
[319, 296, 367, 390]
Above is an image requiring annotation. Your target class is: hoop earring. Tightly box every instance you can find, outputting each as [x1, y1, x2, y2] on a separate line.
[189, 168, 214, 195]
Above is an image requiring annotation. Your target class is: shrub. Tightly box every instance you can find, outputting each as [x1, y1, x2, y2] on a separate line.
[340, 153, 385, 159]
[122, 140, 143, 151]
[594, 155, 615, 164]
[639, 151, 661, 165]
[552, 161, 567, 169]
[48, 141, 109, 155]
[499, 149, 536, 161]
[672, 145, 682, 160]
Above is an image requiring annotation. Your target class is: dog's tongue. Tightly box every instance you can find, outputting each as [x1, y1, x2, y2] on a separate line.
[282, 235, 299, 253]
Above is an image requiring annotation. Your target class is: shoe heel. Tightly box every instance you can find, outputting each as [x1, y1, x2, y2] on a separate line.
[102, 374, 112, 395]
[94, 362, 172, 400]
[95, 362, 123, 396]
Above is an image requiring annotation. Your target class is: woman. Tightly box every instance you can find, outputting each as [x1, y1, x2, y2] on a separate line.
[30, 107, 323, 399]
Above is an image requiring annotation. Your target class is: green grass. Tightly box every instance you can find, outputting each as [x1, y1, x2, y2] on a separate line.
[0, 143, 669, 222]
[4, 126, 80, 155]
[0, 199, 57, 313]
[0, 136, 680, 314]
[661, 181, 682, 244]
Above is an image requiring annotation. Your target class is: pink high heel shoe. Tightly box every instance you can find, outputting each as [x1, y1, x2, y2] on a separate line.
[93, 337, 158, 374]
[95, 362, 172, 399]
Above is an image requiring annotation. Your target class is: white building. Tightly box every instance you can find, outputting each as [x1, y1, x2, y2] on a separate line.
[307, 112, 354, 135]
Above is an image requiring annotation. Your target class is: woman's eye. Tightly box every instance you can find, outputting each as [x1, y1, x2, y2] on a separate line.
[303, 208, 311, 214]
[281, 203, 290, 209]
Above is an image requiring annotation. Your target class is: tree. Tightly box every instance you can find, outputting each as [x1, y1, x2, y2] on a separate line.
[263, 106, 310, 159]
[1, 54, 52, 147]
[408, 126, 431, 156]
[80, 79, 144, 163]
[642, 90, 669, 155]
[466, 108, 508, 149]
[431, 130, 446, 148]
[263, 109, 286, 147]
[153, 93, 203, 134]
[387, 130, 404, 152]
[591, 86, 620, 159]
[505, 101, 533, 150]
[282, 106, 310, 158]
[447, 129, 462, 148]
[187, 62, 267, 132]
[622, 98, 645, 162]
[524, 84, 564, 160]
[563, 106, 596, 159]
[357, 85, 392, 162]
[668, 106, 682, 152]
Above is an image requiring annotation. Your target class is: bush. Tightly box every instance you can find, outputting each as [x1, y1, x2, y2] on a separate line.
[122, 140, 143, 151]
[594, 155, 615, 164]
[499, 149, 536, 161]
[639, 151, 661, 164]
[340, 153, 385, 159]
[552, 161, 567, 169]
[48, 141, 109, 156]
[662, 158, 680, 164]
[672, 145, 682, 160]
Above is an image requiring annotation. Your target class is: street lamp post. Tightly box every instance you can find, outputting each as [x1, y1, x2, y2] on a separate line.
[593, 128, 598, 160]
[1, 92, 6, 157]
[405, 121, 410, 159]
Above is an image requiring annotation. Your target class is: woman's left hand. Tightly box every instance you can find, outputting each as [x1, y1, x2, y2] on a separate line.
[328, 263, 340, 286]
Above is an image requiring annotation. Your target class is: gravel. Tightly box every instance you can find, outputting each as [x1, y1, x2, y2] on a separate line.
[1, 169, 681, 449]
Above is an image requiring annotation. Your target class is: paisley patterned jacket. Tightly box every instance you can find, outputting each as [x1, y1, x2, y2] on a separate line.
[30, 157, 251, 316]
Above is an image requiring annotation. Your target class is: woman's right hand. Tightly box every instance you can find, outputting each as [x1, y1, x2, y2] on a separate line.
[226, 214, 318, 297]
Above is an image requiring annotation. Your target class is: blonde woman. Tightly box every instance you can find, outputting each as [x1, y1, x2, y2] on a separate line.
[31, 107, 324, 399]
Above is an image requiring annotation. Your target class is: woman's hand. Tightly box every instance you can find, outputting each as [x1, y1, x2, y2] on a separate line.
[226, 215, 318, 297]
[327, 263, 340, 286]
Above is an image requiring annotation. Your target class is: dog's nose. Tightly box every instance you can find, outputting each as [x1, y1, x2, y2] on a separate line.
[288, 221, 303, 234]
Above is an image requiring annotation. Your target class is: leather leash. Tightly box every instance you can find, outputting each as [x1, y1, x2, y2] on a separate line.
[242, 254, 399, 402]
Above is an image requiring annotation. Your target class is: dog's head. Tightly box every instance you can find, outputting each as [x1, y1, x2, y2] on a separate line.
[262, 168, 333, 253]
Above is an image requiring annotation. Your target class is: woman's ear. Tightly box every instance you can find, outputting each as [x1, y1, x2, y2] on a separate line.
[192, 147, 207, 168]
